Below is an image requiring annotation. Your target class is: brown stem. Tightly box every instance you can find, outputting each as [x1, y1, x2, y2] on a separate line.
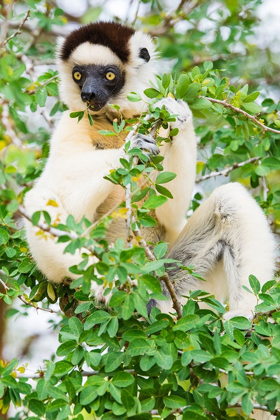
[202, 96, 280, 135]
[196, 156, 260, 183]
[0, 10, 30, 47]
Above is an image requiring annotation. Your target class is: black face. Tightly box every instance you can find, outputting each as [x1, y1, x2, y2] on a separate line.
[72, 64, 125, 111]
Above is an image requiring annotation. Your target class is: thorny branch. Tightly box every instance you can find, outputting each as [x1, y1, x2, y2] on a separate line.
[196, 156, 260, 183]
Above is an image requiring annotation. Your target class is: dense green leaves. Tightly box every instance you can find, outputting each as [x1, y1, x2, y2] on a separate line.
[1, 1, 280, 419]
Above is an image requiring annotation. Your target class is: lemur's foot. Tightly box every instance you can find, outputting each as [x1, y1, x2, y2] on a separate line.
[130, 133, 159, 158]
[155, 97, 193, 131]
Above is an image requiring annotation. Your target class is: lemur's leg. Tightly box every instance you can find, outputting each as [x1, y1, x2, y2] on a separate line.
[156, 183, 276, 320]
[24, 188, 98, 284]
[24, 136, 159, 293]
[153, 98, 197, 245]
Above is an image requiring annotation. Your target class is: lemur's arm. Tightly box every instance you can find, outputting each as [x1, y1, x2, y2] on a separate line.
[34, 113, 159, 221]
[154, 99, 197, 245]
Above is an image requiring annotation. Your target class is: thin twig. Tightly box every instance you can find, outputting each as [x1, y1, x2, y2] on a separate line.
[203, 96, 280, 135]
[149, 0, 199, 37]
[124, 123, 142, 247]
[0, 10, 31, 47]
[0, 278, 57, 314]
[132, 218, 183, 318]
[1, 102, 22, 147]
[196, 156, 260, 183]
[151, 403, 280, 416]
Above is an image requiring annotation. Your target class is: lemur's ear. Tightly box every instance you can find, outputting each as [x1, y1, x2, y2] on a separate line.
[139, 47, 150, 62]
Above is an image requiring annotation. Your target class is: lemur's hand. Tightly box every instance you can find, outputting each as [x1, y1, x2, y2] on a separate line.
[130, 133, 159, 159]
[156, 97, 193, 132]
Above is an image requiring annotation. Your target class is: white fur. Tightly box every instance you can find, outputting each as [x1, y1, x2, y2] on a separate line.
[25, 25, 276, 319]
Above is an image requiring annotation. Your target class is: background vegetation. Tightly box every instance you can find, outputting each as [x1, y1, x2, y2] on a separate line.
[0, 0, 280, 419]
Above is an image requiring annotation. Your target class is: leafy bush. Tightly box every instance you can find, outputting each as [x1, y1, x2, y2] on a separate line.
[0, 1, 279, 419]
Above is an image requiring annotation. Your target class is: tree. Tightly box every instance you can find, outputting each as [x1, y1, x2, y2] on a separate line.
[0, 0, 280, 419]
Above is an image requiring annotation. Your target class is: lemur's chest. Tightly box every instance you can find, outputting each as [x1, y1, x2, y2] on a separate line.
[89, 116, 126, 150]
[91, 117, 166, 243]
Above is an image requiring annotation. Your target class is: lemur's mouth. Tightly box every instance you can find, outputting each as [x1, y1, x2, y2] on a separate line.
[87, 101, 106, 111]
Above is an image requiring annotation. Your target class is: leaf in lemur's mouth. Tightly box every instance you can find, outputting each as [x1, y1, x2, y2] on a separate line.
[87, 102, 104, 111]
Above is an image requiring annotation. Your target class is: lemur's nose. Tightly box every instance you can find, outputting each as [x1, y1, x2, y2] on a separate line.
[81, 91, 96, 102]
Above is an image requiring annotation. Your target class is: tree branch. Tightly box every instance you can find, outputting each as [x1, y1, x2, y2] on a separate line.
[0, 10, 30, 47]
[151, 403, 280, 416]
[149, 0, 198, 37]
[0, 277, 57, 314]
[196, 156, 260, 183]
[132, 218, 183, 319]
[203, 96, 280, 135]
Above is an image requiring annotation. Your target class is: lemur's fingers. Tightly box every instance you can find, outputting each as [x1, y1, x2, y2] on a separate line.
[130, 133, 159, 157]
[155, 97, 193, 131]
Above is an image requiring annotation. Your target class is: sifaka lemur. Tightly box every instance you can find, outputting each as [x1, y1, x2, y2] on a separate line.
[24, 21, 276, 320]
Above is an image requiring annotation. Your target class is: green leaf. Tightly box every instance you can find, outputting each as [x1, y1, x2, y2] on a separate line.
[105, 352, 124, 372]
[122, 295, 134, 320]
[70, 111, 84, 119]
[163, 395, 186, 409]
[156, 171, 177, 184]
[153, 242, 168, 259]
[112, 372, 135, 388]
[176, 74, 190, 99]
[242, 102, 262, 114]
[255, 165, 270, 177]
[191, 98, 212, 110]
[141, 274, 161, 294]
[35, 86, 47, 107]
[173, 315, 199, 332]
[53, 361, 73, 377]
[29, 399, 45, 417]
[143, 195, 167, 209]
[243, 91, 260, 103]
[155, 184, 173, 198]
[127, 92, 142, 102]
[86, 351, 102, 367]
[0, 228, 9, 245]
[88, 112, 94, 126]
[228, 316, 251, 330]
[144, 88, 161, 98]
[109, 291, 126, 307]
[261, 157, 280, 170]
[203, 61, 213, 71]
[57, 341, 77, 357]
[155, 350, 173, 370]
[185, 82, 201, 101]
[249, 274, 260, 295]
[80, 385, 98, 405]
[242, 393, 253, 415]
[140, 355, 156, 371]
[5, 247, 16, 258]
[127, 339, 150, 356]
[133, 293, 147, 318]
[107, 317, 119, 338]
[18, 259, 34, 273]
[47, 283, 56, 301]
[69, 317, 83, 337]
[84, 310, 111, 329]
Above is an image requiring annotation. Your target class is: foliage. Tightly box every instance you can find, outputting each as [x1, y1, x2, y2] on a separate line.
[0, 0, 279, 419]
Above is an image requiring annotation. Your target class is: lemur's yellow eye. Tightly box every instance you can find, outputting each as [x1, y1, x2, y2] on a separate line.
[73, 71, 82, 81]
[106, 72, 115, 81]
